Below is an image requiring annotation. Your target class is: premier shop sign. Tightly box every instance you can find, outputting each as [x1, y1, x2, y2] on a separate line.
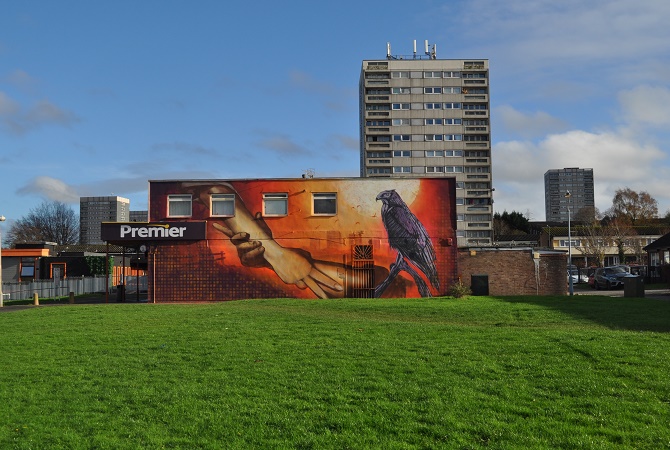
[101, 222, 206, 242]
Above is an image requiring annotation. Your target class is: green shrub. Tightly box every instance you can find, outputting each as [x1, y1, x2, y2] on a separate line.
[448, 279, 472, 298]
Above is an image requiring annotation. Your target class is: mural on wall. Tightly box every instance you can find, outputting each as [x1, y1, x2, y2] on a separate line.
[375, 189, 439, 298]
[148, 178, 457, 301]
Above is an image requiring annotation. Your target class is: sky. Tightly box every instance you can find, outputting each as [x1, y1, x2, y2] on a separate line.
[1, 0, 670, 232]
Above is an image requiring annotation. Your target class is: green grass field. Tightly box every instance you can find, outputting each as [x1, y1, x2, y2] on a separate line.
[1, 295, 669, 449]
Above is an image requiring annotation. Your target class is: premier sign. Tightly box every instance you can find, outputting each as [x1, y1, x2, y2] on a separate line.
[101, 222, 206, 242]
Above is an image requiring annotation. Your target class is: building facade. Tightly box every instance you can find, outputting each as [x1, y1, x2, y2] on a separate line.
[80, 196, 130, 244]
[102, 177, 459, 302]
[359, 46, 492, 247]
[129, 210, 148, 222]
[544, 168, 595, 222]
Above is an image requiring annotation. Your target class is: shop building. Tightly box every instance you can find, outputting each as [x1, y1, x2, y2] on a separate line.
[103, 177, 459, 302]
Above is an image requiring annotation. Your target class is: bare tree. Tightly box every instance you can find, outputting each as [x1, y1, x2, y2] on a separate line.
[574, 219, 612, 267]
[573, 205, 601, 223]
[6, 201, 79, 246]
[611, 188, 658, 225]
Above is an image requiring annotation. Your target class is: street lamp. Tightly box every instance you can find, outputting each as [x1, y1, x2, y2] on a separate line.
[0, 215, 5, 307]
[565, 192, 573, 296]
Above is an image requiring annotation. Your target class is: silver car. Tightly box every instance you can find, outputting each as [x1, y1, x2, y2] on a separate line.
[593, 266, 629, 290]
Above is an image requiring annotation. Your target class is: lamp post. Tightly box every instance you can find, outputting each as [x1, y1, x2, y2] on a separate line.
[0, 215, 5, 307]
[565, 192, 573, 296]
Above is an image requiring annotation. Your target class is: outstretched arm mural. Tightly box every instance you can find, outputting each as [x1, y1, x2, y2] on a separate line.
[184, 182, 345, 299]
[176, 180, 449, 299]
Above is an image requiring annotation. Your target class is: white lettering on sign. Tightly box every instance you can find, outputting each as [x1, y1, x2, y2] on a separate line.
[119, 224, 187, 239]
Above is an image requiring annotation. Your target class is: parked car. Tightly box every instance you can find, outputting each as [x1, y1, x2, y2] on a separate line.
[593, 266, 630, 290]
[567, 269, 588, 284]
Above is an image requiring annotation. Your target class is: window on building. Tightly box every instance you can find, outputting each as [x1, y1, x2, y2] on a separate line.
[445, 118, 462, 125]
[443, 71, 460, 78]
[392, 103, 410, 110]
[425, 118, 443, 125]
[425, 134, 443, 141]
[366, 104, 391, 111]
[393, 150, 411, 157]
[391, 71, 410, 78]
[367, 167, 392, 174]
[263, 193, 288, 216]
[424, 71, 442, 78]
[426, 150, 444, 157]
[393, 134, 411, 141]
[20, 259, 35, 278]
[393, 166, 411, 173]
[424, 87, 442, 94]
[445, 134, 463, 141]
[444, 103, 462, 109]
[463, 103, 487, 110]
[464, 135, 489, 141]
[446, 166, 464, 173]
[168, 195, 192, 217]
[391, 87, 410, 94]
[426, 166, 444, 173]
[366, 135, 391, 142]
[366, 120, 391, 126]
[211, 194, 235, 217]
[313, 193, 337, 215]
[367, 151, 391, 158]
[392, 118, 410, 126]
[425, 103, 442, 109]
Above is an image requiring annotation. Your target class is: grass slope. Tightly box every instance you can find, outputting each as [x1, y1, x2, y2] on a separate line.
[1, 296, 669, 449]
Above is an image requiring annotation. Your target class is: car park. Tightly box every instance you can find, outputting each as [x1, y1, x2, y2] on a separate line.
[593, 266, 630, 290]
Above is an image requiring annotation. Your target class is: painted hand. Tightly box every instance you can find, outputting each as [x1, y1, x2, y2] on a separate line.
[213, 222, 343, 298]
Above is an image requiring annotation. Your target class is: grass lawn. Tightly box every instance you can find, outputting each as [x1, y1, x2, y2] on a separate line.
[1, 295, 669, 449]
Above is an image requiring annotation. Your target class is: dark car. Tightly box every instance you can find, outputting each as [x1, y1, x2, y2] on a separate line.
[593, 266, 629, 290]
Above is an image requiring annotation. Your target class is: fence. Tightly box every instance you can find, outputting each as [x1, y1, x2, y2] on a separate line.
[2, 276, 112, 301]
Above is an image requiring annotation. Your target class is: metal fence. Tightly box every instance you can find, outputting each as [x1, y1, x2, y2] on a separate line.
[2, 276, 112, 301]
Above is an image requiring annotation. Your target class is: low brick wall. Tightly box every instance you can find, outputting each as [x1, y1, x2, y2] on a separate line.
[457, 248, 567, 296]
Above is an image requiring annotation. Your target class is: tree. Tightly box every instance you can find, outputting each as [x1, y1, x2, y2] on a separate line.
[493, 210, 530, 237]
[573, 205, 601, 223]
[610, 188, 658, 225]
[6, 201, 79, 246]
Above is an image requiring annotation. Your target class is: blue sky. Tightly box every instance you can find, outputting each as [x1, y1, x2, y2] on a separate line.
[2, 0, 670, 231]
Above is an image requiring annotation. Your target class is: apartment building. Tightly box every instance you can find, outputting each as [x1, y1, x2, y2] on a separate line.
[544, 168, 595, 222]
[360, 43, 492, 246]
[80, 196, 130, 244]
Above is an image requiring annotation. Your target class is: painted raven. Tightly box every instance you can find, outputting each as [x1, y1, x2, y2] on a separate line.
[375, 189, 439, 297]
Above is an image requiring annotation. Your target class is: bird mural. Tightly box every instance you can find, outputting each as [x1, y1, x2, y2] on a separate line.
[375, 189, 439, 297]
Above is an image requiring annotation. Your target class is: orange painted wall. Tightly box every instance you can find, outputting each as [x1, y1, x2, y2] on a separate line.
[148, 178, 458, 301]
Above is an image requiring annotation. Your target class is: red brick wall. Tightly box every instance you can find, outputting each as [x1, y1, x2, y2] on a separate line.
[457, 248, 567, 296]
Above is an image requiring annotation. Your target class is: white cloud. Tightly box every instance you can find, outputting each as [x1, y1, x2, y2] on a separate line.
[494, 128, 668, 220]
[16, 176, 80, 203]
[0, 93, 79, 134]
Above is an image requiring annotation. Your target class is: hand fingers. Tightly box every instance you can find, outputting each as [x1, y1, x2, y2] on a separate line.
[212, 222, 234, 238]
[302, 276, 328, 299]
[239, 246, 266, 267]
[309, 266, 344, 292]
[230, 232, 251, 246]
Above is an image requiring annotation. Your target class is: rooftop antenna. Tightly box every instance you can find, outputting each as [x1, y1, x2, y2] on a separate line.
[431, 43, 437, 59]
[387, 42, 391, 60]
[302, 168, 315, 179]
[413, 40, 417, 59]
[424, 40, 429, 56]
